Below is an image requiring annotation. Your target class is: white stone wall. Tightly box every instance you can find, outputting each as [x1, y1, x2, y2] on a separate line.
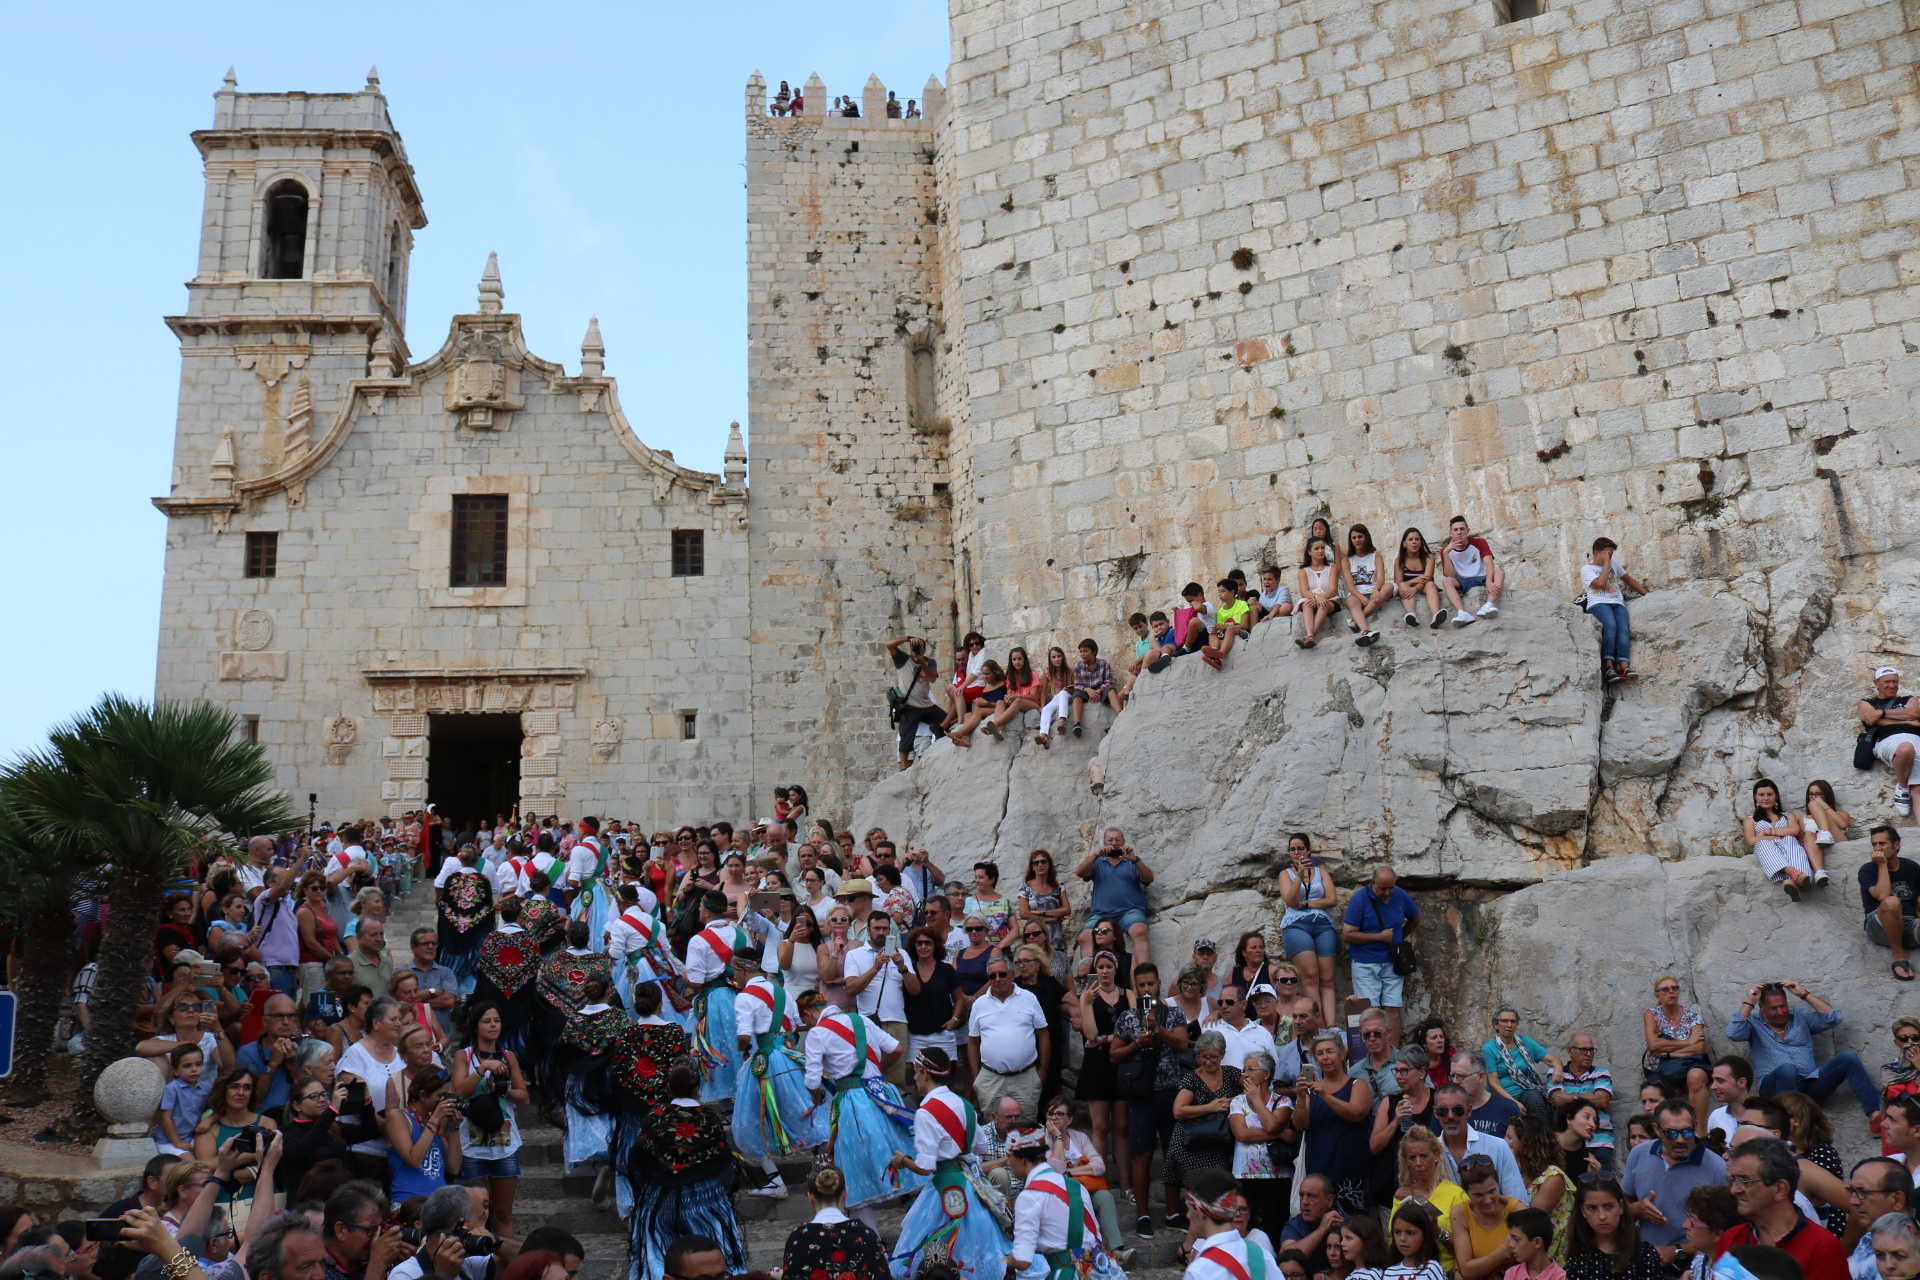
[938, 0, 1920, 644]
[155, 307, 754, 826]
[743, 74, 957, 818]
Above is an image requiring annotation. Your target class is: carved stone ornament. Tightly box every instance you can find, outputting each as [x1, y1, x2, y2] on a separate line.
[590, 716, 623, 761]
[234, 609, 275, 652]
[444, 328, 524, 430]
[324, 714, 358, 765]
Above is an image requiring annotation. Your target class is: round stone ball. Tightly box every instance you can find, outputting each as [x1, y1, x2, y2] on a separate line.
[93, 1057, 166, 1126]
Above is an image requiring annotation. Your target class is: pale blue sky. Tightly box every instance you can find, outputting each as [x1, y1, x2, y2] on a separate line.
[0, 1, 948, 760]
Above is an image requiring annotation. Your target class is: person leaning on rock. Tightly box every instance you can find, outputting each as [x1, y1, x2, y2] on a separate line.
[1861, 825, 1920, 983]
[1858, 666, 1920, 818]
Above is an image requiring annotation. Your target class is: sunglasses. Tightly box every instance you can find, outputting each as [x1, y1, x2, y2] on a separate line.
[966, 924, 987, 931]
[1655, 984, 1680, 993]
[1897, 1035, 1920, 1046]
[1023, 930, 1044, 938]
[1661, 1127, 1697, 1141]
[1434, 1106, 1468, 1117]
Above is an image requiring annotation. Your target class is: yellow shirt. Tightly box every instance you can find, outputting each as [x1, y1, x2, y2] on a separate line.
[1217, 598, 1251, 628]
[1454, 1196, 1524, 1270]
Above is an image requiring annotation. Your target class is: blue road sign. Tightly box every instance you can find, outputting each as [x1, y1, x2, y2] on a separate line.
[0, 989, 14, 1078]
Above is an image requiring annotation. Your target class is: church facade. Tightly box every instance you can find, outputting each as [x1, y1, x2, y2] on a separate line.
[153, 75, 765, 826]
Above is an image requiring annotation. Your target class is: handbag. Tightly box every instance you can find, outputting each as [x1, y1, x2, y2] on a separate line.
[1185, 1110, 1232, 1151]
[1856, 729, 1880, 771]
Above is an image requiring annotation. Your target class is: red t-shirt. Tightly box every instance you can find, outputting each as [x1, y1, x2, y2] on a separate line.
[1714, 1215, 1848, 1280]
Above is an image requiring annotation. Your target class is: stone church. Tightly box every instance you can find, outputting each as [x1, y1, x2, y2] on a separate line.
[159, 0, 1919, 825]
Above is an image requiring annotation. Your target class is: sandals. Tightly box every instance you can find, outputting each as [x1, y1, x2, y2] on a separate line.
[1034, 733, 1050, 749]
[1295, 636, 1314, 649]
[1896, 961, 1916, 982]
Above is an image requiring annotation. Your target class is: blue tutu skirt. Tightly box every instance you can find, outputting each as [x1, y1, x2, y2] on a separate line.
[629, 1175, 746, 1280]
[563, 1101, 611, 1171]
[696, 987, 739, 1104]
[891, 1179, 1012, 1280]
[832, 1081, 921, 1208]
[730, 1046, 828, 1159]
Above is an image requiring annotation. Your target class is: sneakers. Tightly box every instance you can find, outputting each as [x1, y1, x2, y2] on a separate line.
[1430, 610, 1447, 630]
[1165, 1211, 1189, 1231]
[1136, 1216, 1154, 1240]
[1813, 868, 1831, 888]
[1477, 600, 1500, 616]
[1897, 789, 1913, 817]
[1452, 610, 1475, 626]
[1404, 612, 1420, 628]
[1816, 829, 1835, 846]
[1356, 630, 1380, 647]
[1071, 724, 1083, 738]
[747, 1177, 789, 1200]
[1113, 1248, 1138, 1267]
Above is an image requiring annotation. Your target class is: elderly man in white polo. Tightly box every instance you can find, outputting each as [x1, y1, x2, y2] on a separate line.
[968, 953, 1050, 1122]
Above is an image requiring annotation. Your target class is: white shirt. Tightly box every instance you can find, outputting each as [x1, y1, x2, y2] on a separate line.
[1707, 1103, 1739, 1144]
[338, 1038, 407, 1154]
[684, 924, 739, 986]
[434, 858, 463, 888]
[941, 924, 968, 963]
[734, 977, 795, 1039]
[1204, 1017, 1279, 1070]
[1012, 1163, 1098, 1263]
[491, 856, 534, 899]
[232, 862, 266, 894]
[1184, 1231, 1281, 1280]
[810, 1207, 850, 1226]
[968, 985, 1048, 1073]
[845, 942, 908, 1023]
[566, 837, 601, 888]
[531, 851, 559, 881]
[335, 845, 372, 874]
[804, 1010, 897, 1090]
[606, 907, 661, 968]
[912, 1084, 976, 1170]
[1582, 558, 1628, 606]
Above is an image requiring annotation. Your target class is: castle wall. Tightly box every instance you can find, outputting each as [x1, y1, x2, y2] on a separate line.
[744, 76, 958, 817]
[940, 0, 1920, 645]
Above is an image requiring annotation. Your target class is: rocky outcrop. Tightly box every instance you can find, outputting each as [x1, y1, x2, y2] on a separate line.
[853, 559, 1914, 1106]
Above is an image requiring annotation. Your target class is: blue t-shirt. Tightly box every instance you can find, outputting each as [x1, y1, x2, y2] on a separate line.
[236, 1039, 295, 1111]
[152, 1077, 214, 1146]
[1342, 886, 1418, 965]
[1088, 855, 1148, 918]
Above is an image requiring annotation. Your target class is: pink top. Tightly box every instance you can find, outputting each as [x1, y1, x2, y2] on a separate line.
[1503, 1264, 1567, 1280]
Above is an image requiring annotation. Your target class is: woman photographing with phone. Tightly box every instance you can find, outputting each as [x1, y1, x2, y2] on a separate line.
[386, 1064, 463, 1205]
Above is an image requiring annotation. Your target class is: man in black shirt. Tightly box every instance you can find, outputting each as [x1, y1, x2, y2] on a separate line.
[94, 1156, 177, 1280]
[1859, 666, 1920, 816]
[1862, 825, 1920, 982]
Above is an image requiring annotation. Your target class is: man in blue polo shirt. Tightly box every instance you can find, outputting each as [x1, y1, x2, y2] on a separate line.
[1341, 865, 1417, 1044]
[1075, 827, 1154, 965]
[236, 992, 301, 1110]
[1621, 1098, 1726, 1262]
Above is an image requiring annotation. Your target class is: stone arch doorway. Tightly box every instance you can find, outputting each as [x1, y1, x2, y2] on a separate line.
[427, 713, 521, 829]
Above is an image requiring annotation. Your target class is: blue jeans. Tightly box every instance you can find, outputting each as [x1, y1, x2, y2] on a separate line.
[1758, 1051, 1879, 1116]
[1282, 915, 1339, 958]
[1587, 601, 1631, 662]
[266, 965, 300, 998]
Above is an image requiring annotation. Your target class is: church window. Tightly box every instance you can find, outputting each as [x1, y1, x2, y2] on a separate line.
[385, 225, 404, 307]
[1494, 0, 1542, 20]
[261, 180, 310, 280]
[671, 528, 705, 577]
[680, 710, 698, 740]
[450, 495, 509, 587]
[244, 532, 278, 579]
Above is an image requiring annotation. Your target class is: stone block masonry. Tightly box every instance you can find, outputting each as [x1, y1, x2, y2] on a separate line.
[744, 73, 958, 817]
[938, 0, 1920, 647]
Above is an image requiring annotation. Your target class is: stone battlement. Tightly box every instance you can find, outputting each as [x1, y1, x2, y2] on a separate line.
[745, 71, 944, 126]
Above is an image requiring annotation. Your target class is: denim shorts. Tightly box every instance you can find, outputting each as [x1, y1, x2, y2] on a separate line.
[463, 1151, 522, 1179]
[1281, 915, 1338, 958]
[1350, 960, 1404, 1007]
[1455, 574, 1487, 592]
[1083, 908, 1149, 933]
[1128, 1087, 1178, 1154]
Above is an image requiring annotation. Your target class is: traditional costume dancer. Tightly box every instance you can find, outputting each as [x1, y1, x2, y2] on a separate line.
[731, 953, 828, 1200]
[888, 1048, 1012, 1280]
[1005, 1127, 1129, 1280]
[684, 894, 749, 1103]
[803, 1002, 918, 1231]
[626, 1060, 748, 1280]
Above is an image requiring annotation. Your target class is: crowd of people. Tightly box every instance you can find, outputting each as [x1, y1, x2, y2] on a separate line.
[15, 779, 1920, 1280]
[765, 81, 921, 118]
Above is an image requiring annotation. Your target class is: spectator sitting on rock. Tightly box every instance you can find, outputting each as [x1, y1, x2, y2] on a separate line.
[771, 80, 791, 115]
[1341, 523, 1390, 646]
[1067, 639, 1121, 736]
[1581, 537, 1646, 684]
[1859, 667, 1920, 818]
[985, 646, 1043, 738]
[1546, 1034, 1615, 1174]
[1201, 577, 1252, 670]
[1123, 612, 1155, 695]
[1797, 781, 1852, 865]
[1863, 824, 1920, 985]
[1439, 515, 1505, 624]
[1726, 980, 1880, 1117]
[1296, 536, 1341, 649]
[1645, 975, 1712, 1126]
[1483, 1007, 1557, 1123]
[884, 634, 946, 770]
[1256, 564, 1296, 628]
[1392, 527, 1447, 630]
[1032, 645, 1075, 749]
[945, 659, 1006, 748]
[1746, 778, 1819, 901]
[944, 631, 987, 728]
[1171, 581, 1213, 658]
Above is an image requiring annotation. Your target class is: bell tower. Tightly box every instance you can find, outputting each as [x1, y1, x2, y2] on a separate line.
[160, 67, 426, 500]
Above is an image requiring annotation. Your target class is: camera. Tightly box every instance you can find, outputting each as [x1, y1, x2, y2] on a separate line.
[232, 1124, 264, 1154]
[398, 1227, 425, 1249]
[83, 1220, 128, 1245]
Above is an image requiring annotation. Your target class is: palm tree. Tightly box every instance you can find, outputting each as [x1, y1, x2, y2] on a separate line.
[0, 768, 93, 1094]
[8, 695, 294, 1120]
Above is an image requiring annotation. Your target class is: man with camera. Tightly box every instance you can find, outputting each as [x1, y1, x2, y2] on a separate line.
[383, 1188, 491, 1280]
[884, 634, 946, 770]
[844, 912, 912, 1088]
[1074, 828, 1154, 966]
[320, 1181, 412, 1280]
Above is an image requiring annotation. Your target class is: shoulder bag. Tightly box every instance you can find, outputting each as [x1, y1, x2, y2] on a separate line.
[1366, 892, 1419, 977]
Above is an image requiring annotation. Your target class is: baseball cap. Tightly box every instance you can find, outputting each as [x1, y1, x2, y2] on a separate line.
[1877, 666, 1901, 679]
[1249, 983, 1278, 999]
[1192, 938, 1218, 952]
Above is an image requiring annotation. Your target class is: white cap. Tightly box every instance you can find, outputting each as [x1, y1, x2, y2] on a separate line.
[1876, 666, 1901, 680]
